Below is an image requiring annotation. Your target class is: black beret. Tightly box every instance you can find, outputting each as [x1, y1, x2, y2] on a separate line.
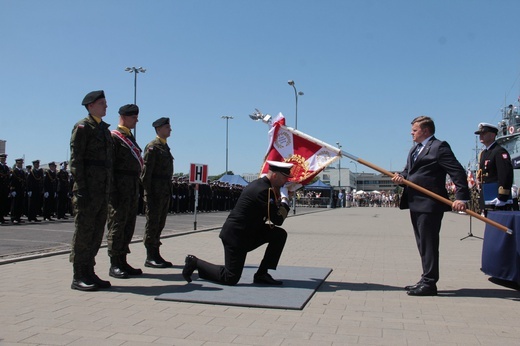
[81, 90, 105, 106]
[32, 159, 40, 164]
[119, 104, 139, 116]
[0, 153, 7, 158]
[48, 161, 56, 166]
[152, 117, 170, 128]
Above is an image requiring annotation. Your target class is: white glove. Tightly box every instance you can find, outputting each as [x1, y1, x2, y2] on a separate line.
[490, 198, 507, 207]
[279, 186, 289, 199]
[10, 191, 16, 197]
[27, 191, 32, 197]
[44, 192, 49, 198]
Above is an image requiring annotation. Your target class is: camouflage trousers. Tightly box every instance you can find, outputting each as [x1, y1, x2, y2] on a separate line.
[143, 194, 170, 249]
[70, 193, 108, 266]
[107, 191, 138, 257]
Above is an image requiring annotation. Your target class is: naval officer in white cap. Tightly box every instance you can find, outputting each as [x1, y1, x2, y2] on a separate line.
[475, 122, 514, 212]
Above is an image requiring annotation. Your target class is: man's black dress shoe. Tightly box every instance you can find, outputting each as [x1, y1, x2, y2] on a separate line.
[144, 258, 173, 268]
[253, 273, 283, 285]
[182, 255, 198, 283]
[406, 284, 437, 296]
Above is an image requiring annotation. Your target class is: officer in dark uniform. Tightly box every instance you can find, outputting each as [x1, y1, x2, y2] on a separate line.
[9, 158, 26, 224]
[27, 159, 43, 222]
[43, 161, 58, 221]
[0, 153, 10, 223]
[107, 104, 143, 278]
[475, 122, 514, 212]
[141, 117, 174, 268]
[57, 161, 70, 219]
[182, 161, 293, 286]
[69, 90, 113, 291]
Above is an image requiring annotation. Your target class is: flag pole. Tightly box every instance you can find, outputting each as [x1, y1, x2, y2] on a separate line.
[263, 122, 511, 234]
[342, 151, 512, 235]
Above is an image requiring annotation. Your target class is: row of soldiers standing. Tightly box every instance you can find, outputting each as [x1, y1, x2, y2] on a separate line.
[0, 156, 72, 224]
[67, 90, 244, 292]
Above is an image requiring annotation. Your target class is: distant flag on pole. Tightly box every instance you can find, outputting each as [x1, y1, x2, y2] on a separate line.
[467, 169, 476, 189]
[260, 113, 341, 191]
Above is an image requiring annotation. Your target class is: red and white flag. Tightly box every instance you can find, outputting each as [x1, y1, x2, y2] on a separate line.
[467, 169, 476, 189]
[260, 113, 341, 191]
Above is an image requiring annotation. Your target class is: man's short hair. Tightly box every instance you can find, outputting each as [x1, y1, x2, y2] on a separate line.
[411, 115, 435, 134]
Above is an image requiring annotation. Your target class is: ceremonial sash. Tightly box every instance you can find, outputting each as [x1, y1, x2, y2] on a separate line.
[111, 130, 144, 170]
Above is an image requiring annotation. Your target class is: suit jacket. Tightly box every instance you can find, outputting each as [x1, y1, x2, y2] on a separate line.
[220, 176, 289, 249]
[399, 136, 470, 213]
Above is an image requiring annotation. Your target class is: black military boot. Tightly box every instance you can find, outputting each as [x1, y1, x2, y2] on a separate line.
[156, 247, 173, 268]
[121, 254, 143, 276]
[87, 266, 111, 288]
[145, 247, 172, 268]
[71, 265, 98, 291]
[109, 256, 129, 279]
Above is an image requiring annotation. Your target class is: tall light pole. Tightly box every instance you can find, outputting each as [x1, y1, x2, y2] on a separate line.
[287, 80, 304, 129]
[221, 116, 233, 174]
[287, 80, 303, 215]
[124, 66, 146, 138]
[350, 160, 358, 189]
[336, 142, 342, 189]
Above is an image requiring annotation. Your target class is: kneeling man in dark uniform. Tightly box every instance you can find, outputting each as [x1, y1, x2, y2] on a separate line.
[182, 161, 292, 286]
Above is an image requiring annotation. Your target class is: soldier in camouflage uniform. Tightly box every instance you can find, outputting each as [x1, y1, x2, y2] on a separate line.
[69, 90, 113, 291]
[107, 104, 143, 278]
[141, 117, 174, 268]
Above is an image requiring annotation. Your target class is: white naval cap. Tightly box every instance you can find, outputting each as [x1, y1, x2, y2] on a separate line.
[474, 122, 498, 135]
[267, 160, 294, 177]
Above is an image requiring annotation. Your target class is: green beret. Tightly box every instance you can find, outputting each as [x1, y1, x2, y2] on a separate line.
[119, 104, 139, 116]
[81, 90, 105, 106]
[152, 117, 170, 128]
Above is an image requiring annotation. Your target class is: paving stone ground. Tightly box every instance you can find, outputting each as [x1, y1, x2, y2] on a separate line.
[1, 206, 519, 345]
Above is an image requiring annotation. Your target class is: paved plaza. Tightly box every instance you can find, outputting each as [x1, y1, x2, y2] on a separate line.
[1, 207, 519, 345]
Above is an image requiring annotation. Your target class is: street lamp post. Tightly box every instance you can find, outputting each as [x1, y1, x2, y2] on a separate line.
[287, 80, 304, 129]
[337, 142, 342, 207]
[124, 66, 146, 138]
[350, 160, 358, 207]
[221, 116, 233, 174]
[288, 80, 304, 215]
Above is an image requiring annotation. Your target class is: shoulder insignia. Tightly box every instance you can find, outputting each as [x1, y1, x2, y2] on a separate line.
[77, 124, 84, 129]
[502, 153, 509, 159]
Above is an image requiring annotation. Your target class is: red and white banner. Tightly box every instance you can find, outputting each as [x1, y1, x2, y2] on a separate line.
[260, 113, 341, 191]
[467, 169, 476, 189]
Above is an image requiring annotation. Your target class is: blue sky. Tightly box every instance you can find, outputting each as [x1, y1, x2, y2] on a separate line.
[2, 0, 520, 176]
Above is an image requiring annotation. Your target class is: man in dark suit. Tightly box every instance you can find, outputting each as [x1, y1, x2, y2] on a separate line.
[392, 116, 469, 296]
[182, 161, 292, 286]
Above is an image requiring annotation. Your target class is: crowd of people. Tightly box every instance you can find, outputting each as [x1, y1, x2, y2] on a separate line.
[0, 156, 245, 225]
[0, 157, 72, 224]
